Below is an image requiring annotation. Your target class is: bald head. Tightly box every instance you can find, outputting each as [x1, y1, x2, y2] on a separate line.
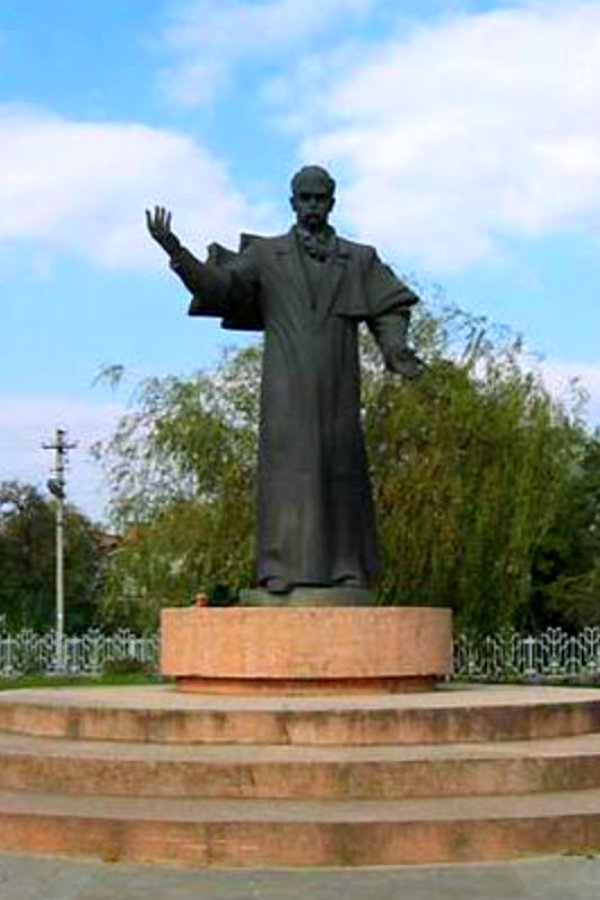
[290, 165, 336, 197]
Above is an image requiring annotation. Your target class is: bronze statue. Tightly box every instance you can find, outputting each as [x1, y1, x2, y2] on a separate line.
[147, 165, 421, 598]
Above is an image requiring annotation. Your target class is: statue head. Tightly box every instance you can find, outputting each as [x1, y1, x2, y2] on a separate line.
[290, 165, 336, 233]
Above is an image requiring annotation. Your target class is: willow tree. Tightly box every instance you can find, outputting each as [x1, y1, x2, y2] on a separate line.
[94, 348, 260, 628]
[363, 307, 586, 631]
[95, 307, 587, 631]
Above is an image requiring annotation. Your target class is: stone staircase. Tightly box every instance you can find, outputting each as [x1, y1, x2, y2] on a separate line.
[0, 684, 599, 866]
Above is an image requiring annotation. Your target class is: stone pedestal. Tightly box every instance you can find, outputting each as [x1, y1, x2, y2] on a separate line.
[161, 606, 452, 694]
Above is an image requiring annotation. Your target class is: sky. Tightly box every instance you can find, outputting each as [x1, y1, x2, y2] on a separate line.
[2, 0, 600, 524]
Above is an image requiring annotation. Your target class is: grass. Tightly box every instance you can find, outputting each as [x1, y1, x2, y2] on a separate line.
[3, 671, 599, 691]
[0, 671, 168, 691]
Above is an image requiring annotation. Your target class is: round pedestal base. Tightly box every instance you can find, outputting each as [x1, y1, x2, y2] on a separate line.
[176, 675, 437, 695]
[161, 606, 452, 695]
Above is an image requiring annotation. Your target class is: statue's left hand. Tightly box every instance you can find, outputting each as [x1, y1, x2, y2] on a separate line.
[385, 347, 425, 379]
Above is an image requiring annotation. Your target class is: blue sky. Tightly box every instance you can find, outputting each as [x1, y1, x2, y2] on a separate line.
[2, 0, 600, 523]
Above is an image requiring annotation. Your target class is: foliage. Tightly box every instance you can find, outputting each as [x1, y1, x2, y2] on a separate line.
[0, 481, 105, 631]
[363, 306, 588, 631]
[94, 304, 594, 632]
[93, 348, 260, 628]
[529, 434, 600, 629]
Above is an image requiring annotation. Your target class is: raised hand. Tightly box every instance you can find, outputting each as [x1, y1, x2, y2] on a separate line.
[145, 206, 181, 256]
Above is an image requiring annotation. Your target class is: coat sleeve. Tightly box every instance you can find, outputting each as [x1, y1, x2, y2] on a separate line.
[169, 243, 264, 331]
[363, 250, 421, 373]
[363, 249, 419, 318]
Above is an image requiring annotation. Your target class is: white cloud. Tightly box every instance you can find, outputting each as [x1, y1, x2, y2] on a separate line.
[0, 105, 271, 269]
[539, 358, 600, 427]
[160, 0, 375, 105]
[0, 394, 125, 523]
[266, 1, 600, 269]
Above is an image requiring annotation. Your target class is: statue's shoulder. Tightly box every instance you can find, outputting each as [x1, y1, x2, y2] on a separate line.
[206, 233, 284, 267]
[239, 232, 288, 253]
[336, 235, 376, 261]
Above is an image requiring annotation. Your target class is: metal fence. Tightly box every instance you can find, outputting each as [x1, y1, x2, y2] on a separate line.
[0, 629, 159, 678]
[1, 626, 600, 682]
[453, 627, 600, 682]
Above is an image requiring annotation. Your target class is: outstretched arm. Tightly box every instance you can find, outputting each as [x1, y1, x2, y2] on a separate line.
[145, 204, 231, 309]
[145, 206, 260, 323]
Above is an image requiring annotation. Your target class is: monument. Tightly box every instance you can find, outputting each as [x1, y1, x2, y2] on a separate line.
[147, 166, 451, 691]
[0, 183, 590, 874]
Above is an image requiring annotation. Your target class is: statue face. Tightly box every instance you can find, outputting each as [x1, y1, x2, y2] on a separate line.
[290, 172, 335, 232]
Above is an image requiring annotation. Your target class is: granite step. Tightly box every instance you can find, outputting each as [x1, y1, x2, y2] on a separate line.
[0, 730, 600, 800]
[0, 787, 599, 866]
[1, 685, 599, 745]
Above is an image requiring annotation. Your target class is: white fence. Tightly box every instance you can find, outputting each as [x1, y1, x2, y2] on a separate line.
[453, 627, 600, 682]
[0, 629, 159, 678]
[1, 626, 600, 681]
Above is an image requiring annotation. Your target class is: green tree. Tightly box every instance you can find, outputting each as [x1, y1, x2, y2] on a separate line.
[0, 480, 105, 631]
[363, 307, 587, 631]
[529, 433, 600, 629]
[95, 306, 590, 632]
[94, 348, 260, 628]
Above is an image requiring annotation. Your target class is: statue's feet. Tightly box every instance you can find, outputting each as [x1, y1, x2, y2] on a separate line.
[262, 576, 292, 595]
[335, 574, 367, 589]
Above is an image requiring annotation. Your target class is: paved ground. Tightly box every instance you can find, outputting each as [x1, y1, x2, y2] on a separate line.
[0, 853, 599, 900]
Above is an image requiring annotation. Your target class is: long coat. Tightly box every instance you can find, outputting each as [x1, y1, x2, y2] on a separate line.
[170, 227, 418, 588]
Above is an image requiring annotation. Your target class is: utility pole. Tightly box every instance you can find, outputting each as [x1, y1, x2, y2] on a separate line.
[43, 428, 77, 670]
